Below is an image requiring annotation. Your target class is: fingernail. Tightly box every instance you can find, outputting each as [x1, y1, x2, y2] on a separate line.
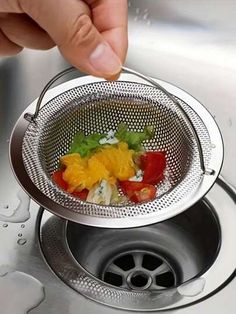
[89, 43, 122, 76]
[106, 72, 121, 81]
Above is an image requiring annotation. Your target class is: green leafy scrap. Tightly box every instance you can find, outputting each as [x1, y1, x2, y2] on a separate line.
[115, 123, 154, 151]
[68, 131, 104, 157]
[67, 124, 154, 157]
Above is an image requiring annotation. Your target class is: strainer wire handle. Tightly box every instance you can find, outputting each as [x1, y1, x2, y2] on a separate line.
[122, 67, 206, 174]
[25, 66, 76, 122]
[25, 66, 206, 174]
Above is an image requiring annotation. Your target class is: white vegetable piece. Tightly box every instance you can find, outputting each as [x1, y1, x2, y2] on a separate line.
[86, 180, 112, 205]
[129, 169, 143, 182]
[99, 130, 119, 145]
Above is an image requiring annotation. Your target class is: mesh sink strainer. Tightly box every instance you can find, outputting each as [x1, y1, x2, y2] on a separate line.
[9, 67, 223, 228]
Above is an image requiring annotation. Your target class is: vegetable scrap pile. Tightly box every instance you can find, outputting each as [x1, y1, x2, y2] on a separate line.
[52, 123, 166, 205]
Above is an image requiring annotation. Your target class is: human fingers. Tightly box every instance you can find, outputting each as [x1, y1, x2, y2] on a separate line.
[19, 0, 122, 77]
[0, 13, 55, 50]
[0, 28, 23, 56]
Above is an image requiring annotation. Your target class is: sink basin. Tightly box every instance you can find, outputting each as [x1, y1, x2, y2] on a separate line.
[1, 1, 236, 313]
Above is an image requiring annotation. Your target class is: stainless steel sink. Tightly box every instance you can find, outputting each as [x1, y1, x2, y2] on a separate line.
[1, 0, 236, 313]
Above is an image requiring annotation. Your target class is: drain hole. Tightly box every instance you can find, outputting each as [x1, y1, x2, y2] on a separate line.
[130, 273, 149, 288]
[114, 254, 135, 271]
[104, 272, 123, 287]
[142, 254, 163, 271]
[156, 272, 175, 288]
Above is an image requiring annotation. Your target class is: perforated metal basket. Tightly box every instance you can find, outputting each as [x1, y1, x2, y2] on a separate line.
[10, 67, 223, 228]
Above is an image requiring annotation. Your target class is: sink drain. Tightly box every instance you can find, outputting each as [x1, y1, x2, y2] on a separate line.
[38, 178, 236, 311]
[102, 251, 176, 290]
[128, 271, 152, 290]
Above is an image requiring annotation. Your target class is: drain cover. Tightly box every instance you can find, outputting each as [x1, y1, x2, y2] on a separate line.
[102, 250, 176, 290]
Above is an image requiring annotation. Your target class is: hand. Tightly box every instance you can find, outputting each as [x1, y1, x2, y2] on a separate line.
[0, 0, 128, 78]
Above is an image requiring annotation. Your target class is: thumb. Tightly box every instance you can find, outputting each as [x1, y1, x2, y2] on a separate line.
[59, 14, 122, 78]
[21, 0, 122, 77]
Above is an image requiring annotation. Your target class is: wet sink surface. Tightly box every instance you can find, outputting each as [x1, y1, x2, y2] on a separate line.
[1, 0, 236, 313]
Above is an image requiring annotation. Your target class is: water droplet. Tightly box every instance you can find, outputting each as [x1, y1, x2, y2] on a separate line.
[6, 139, 10, 143]
[177, 278, 205, 297]
[0, 267, 45, 313]
[144, 8, 148, 13]
[0, 265, 14, 276]
[2, 223, 8, 228]
[146, 20, 152, 26]
[211, 144, 216, 149]
[17, 238, 27, 245]
[134, 16, 138, 22]
[143, 13, 149, 20]
[135, 8, 140, 14]
[21, 224, 25, 228]
[0, 190, 30, 223]
[18, 233, 22, 237]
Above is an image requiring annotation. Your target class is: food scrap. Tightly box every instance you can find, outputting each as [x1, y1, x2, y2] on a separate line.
[52, 124, 166, 205]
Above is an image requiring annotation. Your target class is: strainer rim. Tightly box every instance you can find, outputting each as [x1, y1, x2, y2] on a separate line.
[9, 74, 224, 228]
